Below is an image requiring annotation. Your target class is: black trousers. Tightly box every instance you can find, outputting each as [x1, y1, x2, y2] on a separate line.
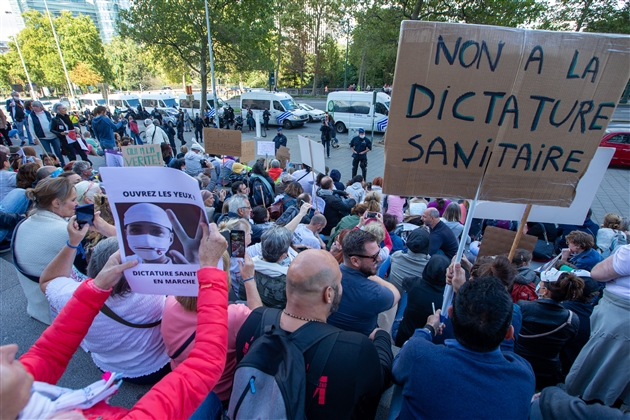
[352, 156, 367, 179]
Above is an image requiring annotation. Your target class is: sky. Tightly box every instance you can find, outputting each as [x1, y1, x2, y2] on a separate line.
[0, 2, 22, 43]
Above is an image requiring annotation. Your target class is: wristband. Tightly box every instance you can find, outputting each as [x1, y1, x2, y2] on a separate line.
[243, 276, 255, 282]
[423, 324, 435, 337]
[66, 240, 80, 249]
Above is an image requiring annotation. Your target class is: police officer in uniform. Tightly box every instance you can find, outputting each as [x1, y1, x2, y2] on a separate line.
[349, 128, 371, 179]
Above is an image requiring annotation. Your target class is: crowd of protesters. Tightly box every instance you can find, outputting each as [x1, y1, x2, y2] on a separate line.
[0, 92, 629, 419]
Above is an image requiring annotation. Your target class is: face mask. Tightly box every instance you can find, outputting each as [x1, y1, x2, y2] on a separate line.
[127, 233, 171, 261]
[359, 135, 365, 139]
[278, 254, 291, 267]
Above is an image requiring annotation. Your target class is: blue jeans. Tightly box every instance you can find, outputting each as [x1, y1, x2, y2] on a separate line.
[39, 137, 65, 165]
[100, 140, 116, 151]
[13, 120, 26, 141]
[24, 119, 34, 144]
[0, 188, 30, 242]
[189, 392, 223, 420]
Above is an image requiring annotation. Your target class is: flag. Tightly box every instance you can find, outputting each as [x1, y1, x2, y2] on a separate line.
[206, 108, 216, 117]
[377, 118, 388, 131]
[276, 111, 293, 124]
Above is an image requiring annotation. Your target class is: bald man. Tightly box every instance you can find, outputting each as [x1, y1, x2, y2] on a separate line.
[292, 214, 327, 250]
[235, 249, 393, 419]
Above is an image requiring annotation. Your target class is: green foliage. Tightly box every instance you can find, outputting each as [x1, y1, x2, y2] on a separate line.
[104, 36, 156, 90]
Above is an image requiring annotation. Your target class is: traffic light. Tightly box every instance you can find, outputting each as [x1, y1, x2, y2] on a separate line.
[269, 71, 275, 87]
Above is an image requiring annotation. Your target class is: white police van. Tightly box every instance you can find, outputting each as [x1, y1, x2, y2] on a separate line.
[240, 91, 309, 129]
[326, 91, 390, 133]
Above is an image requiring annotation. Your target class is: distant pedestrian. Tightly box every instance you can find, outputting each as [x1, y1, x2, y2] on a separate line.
[262, 108, 270, 130]
[350, 128, 371, 179]
[194, 113, 204, 143]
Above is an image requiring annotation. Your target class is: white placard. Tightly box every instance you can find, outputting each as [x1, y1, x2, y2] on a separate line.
[257, 141, 275, 156]
[298, 135, 326, 174]
[473, 147, 615, 225]
[100, 167, 209, 296]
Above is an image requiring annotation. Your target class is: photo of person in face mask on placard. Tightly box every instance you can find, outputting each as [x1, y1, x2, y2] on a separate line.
[122, 202, 203, 264]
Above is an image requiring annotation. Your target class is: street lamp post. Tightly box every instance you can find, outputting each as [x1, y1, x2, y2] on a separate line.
[343, 20, 349, 90]
[204, 0, 219, 118]
[12, 36, 36, 100]
[42, 0, 76, 105]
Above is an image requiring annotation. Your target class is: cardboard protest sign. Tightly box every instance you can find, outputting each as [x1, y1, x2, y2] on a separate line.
[203, 127, 241, 156]
[477, 226, 537, 258]
[298, 135, 326, 173]
[384, 21, 630, 206]
[474, 147, 615, 225]
[257, 141, 275, 156]
[100, 167, 209, 296]
[122, 144, 163, 167]
[277, 146, 291, 168]
[241, 140, 256, 164]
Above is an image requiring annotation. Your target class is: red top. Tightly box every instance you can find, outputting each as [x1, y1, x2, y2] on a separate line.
[20, 267, 228, 419]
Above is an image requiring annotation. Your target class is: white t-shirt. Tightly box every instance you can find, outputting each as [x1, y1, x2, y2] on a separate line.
[292, 224, 321, 249]
[606, 245, 630, 299]
[46, 277, 169, 378]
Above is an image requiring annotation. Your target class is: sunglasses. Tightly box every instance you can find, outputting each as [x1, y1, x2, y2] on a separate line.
[349, 251, 380, 263]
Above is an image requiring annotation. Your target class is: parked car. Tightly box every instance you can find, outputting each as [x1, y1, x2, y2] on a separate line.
[156, 107, 179, 127]
[600, 128, 630, 167]
[298, 103, 326, 122]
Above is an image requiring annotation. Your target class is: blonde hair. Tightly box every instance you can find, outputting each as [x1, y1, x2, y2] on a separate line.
[363, 221, 385, 243]
[602, 213, 622, 230]
[364, 191, 381, 212]
[218, 218, 251, 235]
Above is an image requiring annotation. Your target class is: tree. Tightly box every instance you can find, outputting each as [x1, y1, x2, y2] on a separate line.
[119, 0, 274, 109]
[69, 62, 102, 88]
[104, 37, 156, 91]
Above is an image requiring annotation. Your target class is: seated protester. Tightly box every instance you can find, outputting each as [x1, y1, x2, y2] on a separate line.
[267, 159, 283, 182]
[421, 207, 459, 259]
[74, 180, 102, 206]
[559, 270, 600, 376]
[238, 225, 293, 309]
[170, 157, 186, 171]
[184, 144, 206, 177]
[41, 231, 170, 385]
[402, 197, 428, 227]
[248, 158, 275, 207]
[384, 194, 407, 223]
[162, 252, 262, 404]
[383, 213, 405, 253]
[556, 209, 599, 251]
[330, 228, 351, 265]
[318, 176, 356, 237]
[389, 228, 431, 296]
[395, 254, 450, 347]
[327, 203, 367, 248]
[361, 215, 392, 268]
[515, 268, 582, 390]
[2, 222, 229, 420]
[177, 145, 188, 160]
[201, 190, 215, 223]
[345, 175, 366, 203]
[216, 193, 251, 225]
[327, 230, 401, 336]
[229, 162, 248, 186]
[427, 197, 451, 217]
[441, 202, 470, 245]
[526, 221, 558, 243]
[596, 213, 627, 258]
[161, 143, 175, 167]
[234, 249, 393, 419]
[275, 173, 293, 195]
[330, 168, 345, 191]
[511, 248, 539, 302]
[250, 205, 273, 244]
[270, 181, 302, 215]
[218, 217, 252, 296]
[560, 230, 602, 271]
[275, 192, 314, 226]
[440, 256, 522, 352]
[292, 214, 327, 250]
[530, 385, 630, 420]
[566, 246, 630, 407]
[393, 277, 535, 420]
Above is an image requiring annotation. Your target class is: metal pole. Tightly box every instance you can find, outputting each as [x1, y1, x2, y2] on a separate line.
[344, 20, 349, 90]
[204, 0, 219, 116]
[12, 36, 36, 100]
[42, 0, 76, 106]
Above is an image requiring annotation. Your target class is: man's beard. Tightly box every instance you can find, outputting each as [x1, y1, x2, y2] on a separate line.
[329, 283, 342, 314]
[360, 262, 377, 277]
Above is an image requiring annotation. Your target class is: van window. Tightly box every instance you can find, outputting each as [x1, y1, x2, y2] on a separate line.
[273, 101, 284, 111]
[142, 99, 158, 108]
[126, 99, 140, 107]
[375, 102, 389, 116]
[110, 100, 123, 107]
[332, 100, 370, 115]
[280, 99, 298, 111]
[83, 99, 93, 106]
[162, 98, 176, 107]
[242, 99, 268, 110]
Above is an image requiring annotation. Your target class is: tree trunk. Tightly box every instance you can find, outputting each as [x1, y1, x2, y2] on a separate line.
[411, 0, 424, 19]
[275, 19, 282, 88]
[358, 50, 366, 89]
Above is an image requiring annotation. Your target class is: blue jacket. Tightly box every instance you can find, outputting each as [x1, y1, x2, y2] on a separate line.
[393, 332, 535, 420]
[569, 248, 602, 271]
[91, 115, 123, 143]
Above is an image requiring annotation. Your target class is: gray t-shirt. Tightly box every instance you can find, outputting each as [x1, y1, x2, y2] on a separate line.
[0, 170, 17, 201]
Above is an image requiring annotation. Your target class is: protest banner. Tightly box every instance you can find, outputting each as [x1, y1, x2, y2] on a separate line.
[477, 226, 537, 258]
[122, 144, 163, 167]
[104, 150, 124, 167]
[384, 21, 630, 206]
[257, 141, 276, 156]
[203, 127, 242, 156]
[277, 146, 291, 168]
[473, 147, 616, 225]
[241, 140, 256, 164]
[298, 135, 326, 173]
[100, 167, 209, 296]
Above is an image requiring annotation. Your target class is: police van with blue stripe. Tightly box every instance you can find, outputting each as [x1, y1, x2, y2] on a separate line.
[326, 91, 390, 133]
[240, 91, 309, 129]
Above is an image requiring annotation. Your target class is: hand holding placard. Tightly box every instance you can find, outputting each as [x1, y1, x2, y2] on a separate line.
[166, 209, 204, 264]
[199, 223, 227, 269]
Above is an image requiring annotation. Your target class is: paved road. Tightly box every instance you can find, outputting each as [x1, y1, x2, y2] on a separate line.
[0, 115, 628, 411]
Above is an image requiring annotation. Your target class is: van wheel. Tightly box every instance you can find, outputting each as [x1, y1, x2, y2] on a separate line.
[283, 120, 292, 129]
[335, 121, 346, 133]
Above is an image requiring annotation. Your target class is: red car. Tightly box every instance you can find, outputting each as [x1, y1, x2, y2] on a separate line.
[600, 130, 630, 167]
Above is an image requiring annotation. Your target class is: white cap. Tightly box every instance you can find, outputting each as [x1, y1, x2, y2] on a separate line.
[124, 203, 172, 230]
[409, 202, 427, 216]
[191, 143, 203, 152]
[541, 268, 563, 283]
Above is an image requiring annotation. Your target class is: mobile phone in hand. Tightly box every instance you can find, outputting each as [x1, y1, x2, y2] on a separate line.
[366, 211, 378, 219]
[230, 230, 246, 258]
[221, 230, 232, 257]
[75, 204, 94, 228]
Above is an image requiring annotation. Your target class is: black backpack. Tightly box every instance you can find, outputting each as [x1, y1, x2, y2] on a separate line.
[227, 308, 339, 420]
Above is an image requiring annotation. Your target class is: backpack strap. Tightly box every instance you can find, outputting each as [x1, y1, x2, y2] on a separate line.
[519, 310, 574, 339]
[169, 331, 196, 359]
[99, 304, 162, 328]
[251, 174, 276, 201]
[257, 307, 283, 337]
[11, 219, 41, 283]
